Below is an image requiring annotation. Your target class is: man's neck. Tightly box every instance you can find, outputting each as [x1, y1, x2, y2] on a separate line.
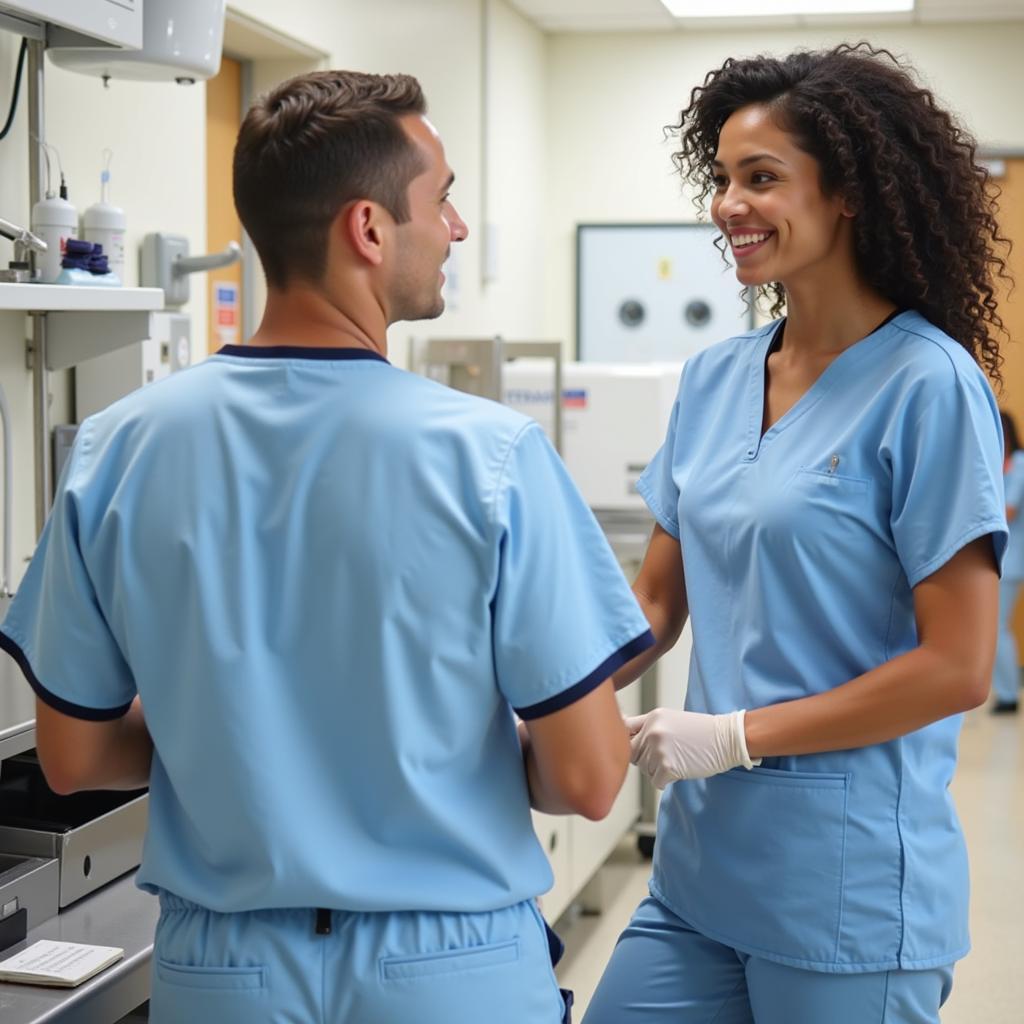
[245, 283, 388, 357]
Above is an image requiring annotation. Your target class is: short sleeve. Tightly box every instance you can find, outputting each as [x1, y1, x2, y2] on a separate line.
[0, 430, 136, 720]
[889, 369, 1007, 588]
[634, 372, 684, 540]
[491, 423, 654, 719]
[635, 387, 683, 540]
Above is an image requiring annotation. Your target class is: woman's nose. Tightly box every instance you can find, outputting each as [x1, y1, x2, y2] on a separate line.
[716, 182, 750, 218]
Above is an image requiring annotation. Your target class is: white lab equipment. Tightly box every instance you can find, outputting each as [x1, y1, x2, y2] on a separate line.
[82, 151, 126, 283]
[502, 360, 683, 510]
[577, 223, 753, 362]
[47, 0, 225, 84]
[0, 0, 142, 49]
[503, 359, 693, 855]
[75, 311, 191, 420]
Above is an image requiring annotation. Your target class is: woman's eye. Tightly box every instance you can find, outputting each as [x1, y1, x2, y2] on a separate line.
[711, 175, 727, 190]
[751, 172, 775, 185]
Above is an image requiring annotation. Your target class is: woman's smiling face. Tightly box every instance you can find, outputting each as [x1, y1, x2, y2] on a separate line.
[709, 103, 854, 291]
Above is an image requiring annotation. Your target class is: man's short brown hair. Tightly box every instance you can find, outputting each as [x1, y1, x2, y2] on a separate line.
[233, 70, 426, 288]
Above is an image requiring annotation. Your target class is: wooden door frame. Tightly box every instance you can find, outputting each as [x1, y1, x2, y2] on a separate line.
[980, 150, 1024, 666]
[221, 8, 328, 343]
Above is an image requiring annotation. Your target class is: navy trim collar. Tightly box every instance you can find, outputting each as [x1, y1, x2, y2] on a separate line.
[216, 345, 389, 364]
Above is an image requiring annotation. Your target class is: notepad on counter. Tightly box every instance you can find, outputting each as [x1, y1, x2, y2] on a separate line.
[0, 939, 124, 987]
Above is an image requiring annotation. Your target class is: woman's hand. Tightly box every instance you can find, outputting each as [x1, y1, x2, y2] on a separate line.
[625, 708, 759, 787]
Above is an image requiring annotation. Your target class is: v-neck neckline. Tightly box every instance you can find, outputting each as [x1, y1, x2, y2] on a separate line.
[743, 310, 905, 461]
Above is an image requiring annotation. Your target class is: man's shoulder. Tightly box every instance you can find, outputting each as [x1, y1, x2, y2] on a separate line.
[82, 356, 539, 463]
[80, 358, 216, 440]
[389, 366, 536, 435]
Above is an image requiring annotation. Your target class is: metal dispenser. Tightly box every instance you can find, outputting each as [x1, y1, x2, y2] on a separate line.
[414, 337, 565, 455]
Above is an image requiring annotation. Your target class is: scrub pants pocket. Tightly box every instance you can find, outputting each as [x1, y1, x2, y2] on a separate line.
[151, 893, 567, 1023]
[351, 900, 567, 1023]
[151, 960, 270, 1024]
[150, 896, 320, 1024]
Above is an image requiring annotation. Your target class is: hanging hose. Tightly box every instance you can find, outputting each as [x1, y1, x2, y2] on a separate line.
[0, 38, 28, 142]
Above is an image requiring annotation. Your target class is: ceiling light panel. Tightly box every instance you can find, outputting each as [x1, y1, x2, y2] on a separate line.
[661, 0, 913, 16]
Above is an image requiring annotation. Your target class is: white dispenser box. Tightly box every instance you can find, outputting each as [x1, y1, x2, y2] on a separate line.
[502, 361, 683, 511]
[0, 0, 142, 49]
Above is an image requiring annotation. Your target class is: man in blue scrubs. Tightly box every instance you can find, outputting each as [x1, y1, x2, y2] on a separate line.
[0, 71, 652, 1023]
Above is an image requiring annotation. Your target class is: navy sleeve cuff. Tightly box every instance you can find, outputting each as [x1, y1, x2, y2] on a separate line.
[0, 630, 134, 722]
[514, 629, 656, 720]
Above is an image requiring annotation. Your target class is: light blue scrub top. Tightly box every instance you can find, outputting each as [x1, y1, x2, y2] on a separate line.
[637, 311, 1006, 974]
[1, 346, 653, 915]
[1002, 449, 1024, 581]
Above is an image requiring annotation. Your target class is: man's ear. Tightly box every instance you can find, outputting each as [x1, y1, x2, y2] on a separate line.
[342, 200, 388, 267]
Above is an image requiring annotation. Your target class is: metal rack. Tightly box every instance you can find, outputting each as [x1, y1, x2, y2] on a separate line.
[415, 336, 565, 454]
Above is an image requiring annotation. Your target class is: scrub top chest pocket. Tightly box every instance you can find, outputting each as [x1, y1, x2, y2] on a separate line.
[732, 456, 879, 566]
[791, 464, 873, 525]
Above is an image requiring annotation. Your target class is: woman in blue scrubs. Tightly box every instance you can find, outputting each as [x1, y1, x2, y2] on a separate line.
[993, 409, 1024, 713]
[584, 44, 1009, 1024]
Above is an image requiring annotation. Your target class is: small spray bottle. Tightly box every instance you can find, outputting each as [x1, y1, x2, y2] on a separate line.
[30, 140, 77, 284]
[82, 149, 127, 285]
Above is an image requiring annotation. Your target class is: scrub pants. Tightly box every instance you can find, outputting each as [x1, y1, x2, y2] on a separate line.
[993, 577, 1023, 703]
[583, 896, 953, 1024]
[150, 892, 571, 1024]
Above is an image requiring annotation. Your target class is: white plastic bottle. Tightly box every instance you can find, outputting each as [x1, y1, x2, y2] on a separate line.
[82, 202, 126, 284]
[82, 154, 126, 284]
[31, 190, 77, 284]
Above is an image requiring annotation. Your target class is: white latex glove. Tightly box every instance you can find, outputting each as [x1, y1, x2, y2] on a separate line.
[625, 708, 761, 788]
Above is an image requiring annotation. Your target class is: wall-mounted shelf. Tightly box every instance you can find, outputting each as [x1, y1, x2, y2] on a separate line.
[0, 285, 166, 371]
[0, 284, 163, 313]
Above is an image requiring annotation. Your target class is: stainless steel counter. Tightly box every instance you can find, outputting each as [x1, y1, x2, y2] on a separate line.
[0, 873, 158, 1023]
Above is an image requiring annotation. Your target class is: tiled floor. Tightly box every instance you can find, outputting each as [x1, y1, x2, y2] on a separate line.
[554, 703, 1023, 1022]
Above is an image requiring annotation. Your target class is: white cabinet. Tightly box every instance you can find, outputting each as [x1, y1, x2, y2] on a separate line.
[531, 682, 642, 924]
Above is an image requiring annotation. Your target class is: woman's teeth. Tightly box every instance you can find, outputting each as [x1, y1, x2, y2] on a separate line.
[732, 232, 771, 248]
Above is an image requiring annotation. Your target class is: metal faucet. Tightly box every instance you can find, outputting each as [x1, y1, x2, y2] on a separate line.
[0, 215, 48, 282]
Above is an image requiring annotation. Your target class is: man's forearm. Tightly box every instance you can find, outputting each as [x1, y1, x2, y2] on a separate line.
[517, 720, 574, 814]
[523, 741, 580, 815]
[36, 696, 152, 794]
[95, 698, 153, 790]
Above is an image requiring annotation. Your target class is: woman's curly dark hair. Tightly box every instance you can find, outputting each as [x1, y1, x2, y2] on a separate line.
[671, 41, 1011, 385]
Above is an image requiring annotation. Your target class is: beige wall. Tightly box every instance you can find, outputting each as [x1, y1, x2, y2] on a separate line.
[0, 0, 548, 585]
[2, 10, 1023, 585]
[544, 21, 1024, 352]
